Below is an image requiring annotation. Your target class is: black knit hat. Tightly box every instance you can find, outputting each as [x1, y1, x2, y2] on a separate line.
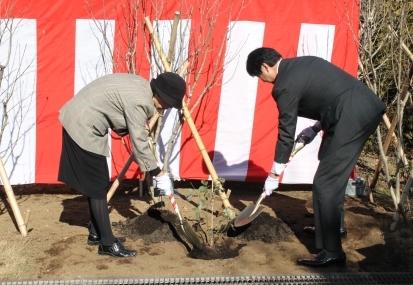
[150, 72, 186, 109]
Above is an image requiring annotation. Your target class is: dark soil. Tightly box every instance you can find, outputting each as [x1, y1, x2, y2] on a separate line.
[113, 207, 295, 260]
[228, 212, 295, 243]
[1, 151, 413, 281]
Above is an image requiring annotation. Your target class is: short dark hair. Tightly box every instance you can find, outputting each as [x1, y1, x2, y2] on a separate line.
[246, 47, 282, 76]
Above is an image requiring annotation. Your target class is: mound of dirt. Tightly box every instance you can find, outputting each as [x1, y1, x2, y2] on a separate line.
[113, 207, 295, 260]
[228, 212, 295, 243]
[113, 208, 179, 244]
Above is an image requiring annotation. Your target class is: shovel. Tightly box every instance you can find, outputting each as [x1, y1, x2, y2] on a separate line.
[233, 141, 306, 227]
[167, 193, 204, 250]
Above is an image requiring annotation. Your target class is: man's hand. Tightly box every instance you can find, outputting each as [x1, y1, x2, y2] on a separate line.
[296, 126, 317, 144]
[264, 175, 279, 196]
[153, 173, 172, 196]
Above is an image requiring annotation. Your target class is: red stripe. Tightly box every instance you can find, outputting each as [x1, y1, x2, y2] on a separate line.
[168, 194, 178, 211]
[35, 18, 76, 183]
[109, 3, 150, 180]
[330, 0, 360, 76]
[178, 2, 230, 180]
[246, 0, 359, 181]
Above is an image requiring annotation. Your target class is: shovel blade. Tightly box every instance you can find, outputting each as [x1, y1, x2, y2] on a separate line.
[233, 203, 265, 227]
[181, 220, 203, 250]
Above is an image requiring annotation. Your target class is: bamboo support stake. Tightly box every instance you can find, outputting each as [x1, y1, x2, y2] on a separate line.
[24, 210, 31, 227]
[106, 154, 136, 202]
[370, 61, 413, 190]
[179, 61, 190, 77]
[144, 16, 236, 219]
[382, 115, 408, 166]
[365, 175, 375, 204]
[106, 112, 161, 202]
[144, 16, 171, 72]
[370, 114, 398, 189]
[388, 25, 413, 61]
[182, 103, 236, 219]
[0, 155, 27, 237]
[390, 161, 413, 231]
[167, 12, 181, 64]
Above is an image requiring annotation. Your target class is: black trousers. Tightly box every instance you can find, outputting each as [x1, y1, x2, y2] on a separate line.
[312, 113, 382, 252]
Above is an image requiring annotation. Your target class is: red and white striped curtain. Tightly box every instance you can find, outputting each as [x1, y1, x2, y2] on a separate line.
[0, 0, 359, 185]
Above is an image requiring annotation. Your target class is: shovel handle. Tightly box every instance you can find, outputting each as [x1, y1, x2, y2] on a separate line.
[168, 193, 183, 220]
[249, 192, 266, 218]
[250, 142, 305, 217]
[278, 142, 305, 183]
[292, 141, 305, 156]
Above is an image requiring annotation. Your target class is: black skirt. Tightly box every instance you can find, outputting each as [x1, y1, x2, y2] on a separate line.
[58, 128, 109, 199]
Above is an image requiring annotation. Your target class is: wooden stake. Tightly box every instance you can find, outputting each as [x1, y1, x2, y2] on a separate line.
[382, 114, 408, 166]
[167, 12, 181, 64]
[365, 175, 375, 204]
[182, 103, 236, 219]
[24, 210, 31, 227]
[388, 25, 413, 61]
[369, 61, 413, 190]
[144, 16, 171, 72]
[390, 160, 413, 231]
[144, 16, 237, 219]
[106, 112, 161, 202]
[0, 155, 27, 237]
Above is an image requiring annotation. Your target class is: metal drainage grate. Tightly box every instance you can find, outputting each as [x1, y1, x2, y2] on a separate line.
[2, 273, 413, 285]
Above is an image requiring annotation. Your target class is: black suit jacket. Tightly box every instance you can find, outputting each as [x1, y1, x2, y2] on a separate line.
[272, 56, 386, 163]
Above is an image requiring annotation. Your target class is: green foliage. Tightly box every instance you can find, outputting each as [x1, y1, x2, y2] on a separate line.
[185, 178, 231, 246]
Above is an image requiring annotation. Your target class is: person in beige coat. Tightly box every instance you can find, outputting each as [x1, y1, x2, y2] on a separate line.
[58, 72, 186, 258]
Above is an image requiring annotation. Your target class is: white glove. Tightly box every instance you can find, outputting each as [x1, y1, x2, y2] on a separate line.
[296, 126, 317, 144]
[153, 173, 172, 196]
[264, 175, 279, 196]
[270, 162, 286, 175]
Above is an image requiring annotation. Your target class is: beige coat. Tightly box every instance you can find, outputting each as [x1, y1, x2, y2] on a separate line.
[59, 73, 158, 172]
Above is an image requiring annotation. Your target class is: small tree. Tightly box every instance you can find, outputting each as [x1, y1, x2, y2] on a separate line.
[0, 2, 37, 179]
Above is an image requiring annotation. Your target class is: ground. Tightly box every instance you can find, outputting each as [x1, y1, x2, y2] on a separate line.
[0, 151, 413, 281]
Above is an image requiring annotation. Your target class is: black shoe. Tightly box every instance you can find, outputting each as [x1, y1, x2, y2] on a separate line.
[340, 227, 347, 239]
[98, 242, 137, 258]
[87, 232, 126, 246]
[303, 226, 347, 239]
[297, 250, 346, 267]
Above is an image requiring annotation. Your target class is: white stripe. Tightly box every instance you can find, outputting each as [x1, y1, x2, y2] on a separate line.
[213, 21, 265, 180]
[75, 19, 115, 176]
[75, 19, 115, 93]
[282, 24, 336, 184]
[281, 117, 321, 184]
[297, 23, 335, 61]
[0, 19, 37, 184]
[151, 19, 191, 179]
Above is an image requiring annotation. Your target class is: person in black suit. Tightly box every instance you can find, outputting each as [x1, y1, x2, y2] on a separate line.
[246, 47, 386, 267]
